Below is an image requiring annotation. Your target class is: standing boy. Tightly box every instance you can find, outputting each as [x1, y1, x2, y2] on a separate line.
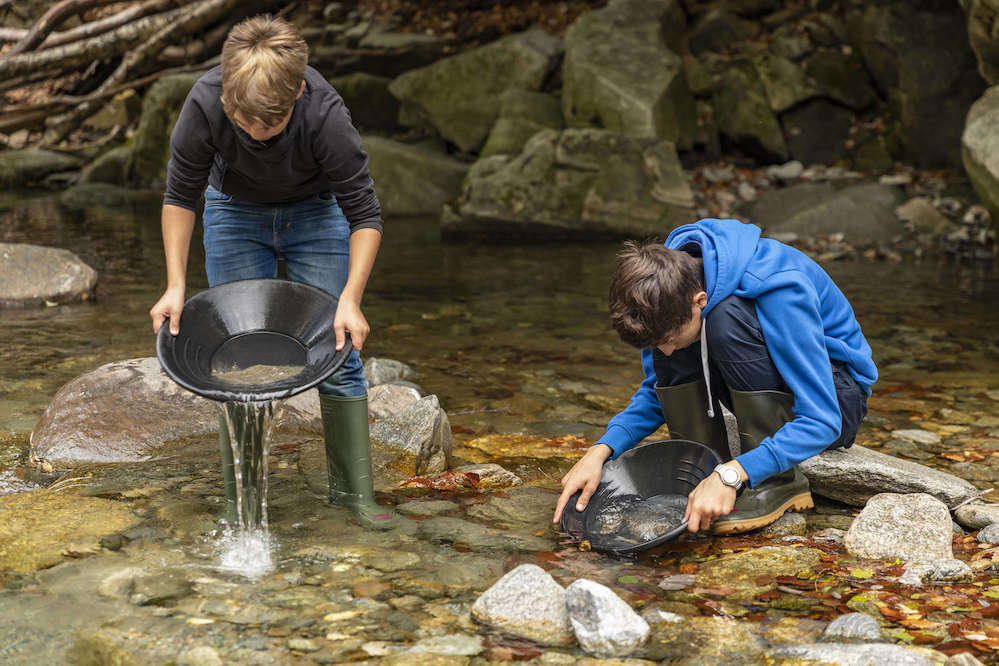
[554, 218, 875, 534]
[149, 15, 397, 529]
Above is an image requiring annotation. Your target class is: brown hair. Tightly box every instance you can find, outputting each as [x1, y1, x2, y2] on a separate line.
[220, 15, 308, 127]
[608, 240, 704, 348]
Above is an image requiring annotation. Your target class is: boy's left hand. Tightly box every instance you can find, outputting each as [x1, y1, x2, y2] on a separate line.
[334, 299, 369, 351]
[684, 472, 738, 532]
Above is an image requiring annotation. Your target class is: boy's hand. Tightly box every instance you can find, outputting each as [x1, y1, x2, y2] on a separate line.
[553, 443, 612, 524]
[334, 299, 368, 351]
[684, 472, 738, 532]
[150, 286, 185, 335]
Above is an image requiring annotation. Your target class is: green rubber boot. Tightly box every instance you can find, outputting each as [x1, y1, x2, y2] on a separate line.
[320, 393, 399, 530]
[712, 389, 813, 535]
[655, 379, 731, 463]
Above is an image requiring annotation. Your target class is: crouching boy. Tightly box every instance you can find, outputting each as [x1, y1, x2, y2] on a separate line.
[554, 218, 876, 534]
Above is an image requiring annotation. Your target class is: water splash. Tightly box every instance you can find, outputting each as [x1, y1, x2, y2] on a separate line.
[216, 400, 277, 577]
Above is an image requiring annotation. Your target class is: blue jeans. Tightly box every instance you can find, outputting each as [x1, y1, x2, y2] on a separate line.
[202, 185, 366, 397]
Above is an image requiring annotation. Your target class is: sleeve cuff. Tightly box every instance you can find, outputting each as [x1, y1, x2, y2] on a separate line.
[595, 425, 637, 460]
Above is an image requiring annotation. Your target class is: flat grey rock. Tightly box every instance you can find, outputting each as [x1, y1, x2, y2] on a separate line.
[844, 493, 953, 563]
[770, 642, 935, 665]
[470, 564, 573, 645]
[821, 612, 882, 642]
[1, 242, 97, 307]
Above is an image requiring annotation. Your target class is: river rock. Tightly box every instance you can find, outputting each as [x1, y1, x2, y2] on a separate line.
[176, 646, 222, 666]
[565, 579, 649, 658]
[364, 357, 415, 387]
[759, 511, 807, 537]
[753, 52, 818, 113]
[844, 493, 953, 562]
[955, 501, 999, 530]
[846, 2, 985, 170]
[979, 522, 999, 544]
[821, 612, 882, 642]
[447, 128, 694, 240]
[738, 182, 905, 244]
[695, 546, 824, 602]
[334, 72, 400, 133]
[125, 72, 201, 187]
[712, 60, 788, 163]
[481, 89, 563, 158]
[470, 564, 574, 645]
[900, 558, 973, 586]
[466, 486, 554, 530]
[370, 394, 452, 476]
[802, 49, 878, 112]
[799, 444, 979, 508]
[368, 382, 422, 419]
[781, 98, 855, 166]
[452, 463, 521, 489]
[963, 86, 999, 227]
[59, 182, 161, 210]
[967, 0, 999, 85]
[363, 136, 468, 215]
[389, 29, 562, 152]
[0, 490, 140, 572]
[0, 149, 81, 187]
[0, 242, 98, 307]
[410, 634, 483, 657]
[562, 0, 695, 147]
[770, 643, 936, 666]
[30, 358, 217, 465]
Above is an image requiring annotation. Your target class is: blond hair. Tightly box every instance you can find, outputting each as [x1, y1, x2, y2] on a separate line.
[220, 15, 308, 127]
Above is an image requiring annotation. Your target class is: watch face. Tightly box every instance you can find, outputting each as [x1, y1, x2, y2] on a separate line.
[718, 466, 738, 485]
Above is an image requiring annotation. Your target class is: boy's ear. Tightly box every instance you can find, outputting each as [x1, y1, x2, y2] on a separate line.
[296, 80, 305, 98]
[693, 291, 707, 308]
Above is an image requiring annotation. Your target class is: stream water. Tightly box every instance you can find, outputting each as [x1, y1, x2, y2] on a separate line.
[3, 189, 999, 663]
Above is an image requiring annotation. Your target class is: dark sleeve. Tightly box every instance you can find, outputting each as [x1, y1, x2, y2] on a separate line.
[312, 96, 383, 234]
[163, 92, 215, 211]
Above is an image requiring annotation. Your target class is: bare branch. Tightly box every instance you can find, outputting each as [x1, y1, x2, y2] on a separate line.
[4, 0, 122, 57]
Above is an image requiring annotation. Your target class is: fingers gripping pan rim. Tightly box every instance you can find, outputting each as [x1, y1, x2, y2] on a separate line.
[559, 439, 722, 556]
[156, 278, 352, 402]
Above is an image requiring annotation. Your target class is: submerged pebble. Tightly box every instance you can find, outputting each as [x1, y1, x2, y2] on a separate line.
[592, 494, 688, 544]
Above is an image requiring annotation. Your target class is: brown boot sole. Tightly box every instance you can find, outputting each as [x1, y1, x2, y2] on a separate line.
[711, 492, 814, 535]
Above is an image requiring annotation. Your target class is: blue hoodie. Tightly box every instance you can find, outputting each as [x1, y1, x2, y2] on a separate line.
[597, 219, 877, 487]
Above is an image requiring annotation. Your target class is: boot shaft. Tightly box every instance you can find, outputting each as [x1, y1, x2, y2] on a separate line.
[655, 379, 731, 462]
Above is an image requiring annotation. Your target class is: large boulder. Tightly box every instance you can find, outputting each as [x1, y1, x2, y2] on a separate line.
[799, 444, 980, 508]
[844, 493, 954, 562]
[446, 128, 694, 240]
[0, 243, 97, 307]
[845, 1, 986, 169]
[962, 85, 999, 229]
[965, 0, 999, 85]
[737, 182, 906, 243]
[363, 136, 468, 215]
[0, 149, 81, 188]
[481, 89, 564, 158]
[29, 358, 318, 466]
[388, 29, 562, 153]
[562, 0, 695, 147]
[333, 72, 400, 134]
[711, 60, 789, 163]
[125, 72, 201, 188]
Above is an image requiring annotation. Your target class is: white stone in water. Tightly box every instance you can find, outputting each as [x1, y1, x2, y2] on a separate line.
[470, 564, 573, 645]
[364, 357, 415, 387]
[902, 559, 974, 586]
[176, 646, 223, 666]
[844, 493, 953, 563]
[772, 643, 934, 666]
[955, 503, 999, 530]
[891, 429, 941, 446]
[566, 579, 649, 658]
[410, 634, 484, 656]
[821, 612, 882, 642]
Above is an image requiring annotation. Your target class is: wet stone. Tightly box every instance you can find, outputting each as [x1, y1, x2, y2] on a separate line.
[844, 493, 953, 562]
[566, 579, 650, 658]
[470, 564, 574, 646]
[465, 486, 556, 530]
[176, 645, 223, 666]
[978, 523, 999, 544]
[410, 633, 484, 656]
[956, 502, 999, 530]
[821, 612, 882, 642]
[416, 516, 552, 553]
[900, 559, 974, 585]
[592, 494, 687, 544]
[287, 638, 320, 652]
[892, 429, 941, 446]
[695, 546, 824, 601]
[769, 643, 936, 665]
[882, 438, 935, 460]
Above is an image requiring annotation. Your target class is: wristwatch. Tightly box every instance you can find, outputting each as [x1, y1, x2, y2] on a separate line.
[714, 464, 744, 493]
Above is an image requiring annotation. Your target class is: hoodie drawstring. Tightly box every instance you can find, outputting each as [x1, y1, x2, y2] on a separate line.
[700, 317, 714, 418]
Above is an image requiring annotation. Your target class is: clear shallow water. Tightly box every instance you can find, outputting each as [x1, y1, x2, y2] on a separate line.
[2, 189, 999, 477]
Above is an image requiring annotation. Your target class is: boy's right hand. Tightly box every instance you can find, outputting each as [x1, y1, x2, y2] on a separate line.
[552, 443, 613, 524]
[150, 286, 185, 335]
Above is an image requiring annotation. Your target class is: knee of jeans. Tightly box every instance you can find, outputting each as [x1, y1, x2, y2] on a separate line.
[704, 295, 753, 349]
[317, 351, 367, 397]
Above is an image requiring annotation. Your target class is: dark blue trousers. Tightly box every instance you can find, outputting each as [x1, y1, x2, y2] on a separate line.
[652, 294, 867, 449]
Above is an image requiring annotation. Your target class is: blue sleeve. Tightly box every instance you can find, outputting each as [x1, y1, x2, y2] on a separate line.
[737, 274, 842, 486]
[596, 349, 665, 458]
